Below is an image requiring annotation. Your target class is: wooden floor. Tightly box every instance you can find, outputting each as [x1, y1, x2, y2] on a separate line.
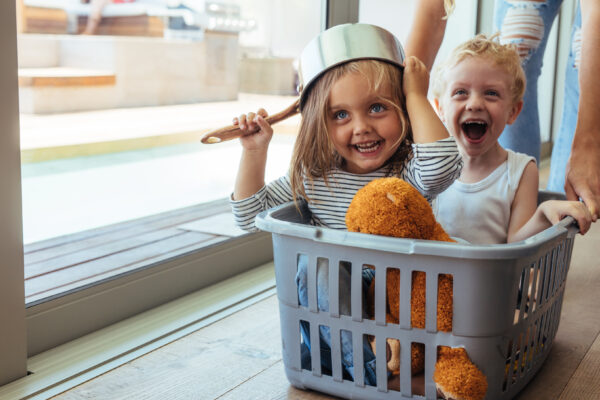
[51, 212, 600, 399]
[24, 199, 235, 305]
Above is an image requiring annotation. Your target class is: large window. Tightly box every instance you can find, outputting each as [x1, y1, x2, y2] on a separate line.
[18, 0, 320, 243]
[1, 0, 323, 373]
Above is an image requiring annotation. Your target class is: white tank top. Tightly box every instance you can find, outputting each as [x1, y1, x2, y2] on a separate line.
[433, 150, 535, 244]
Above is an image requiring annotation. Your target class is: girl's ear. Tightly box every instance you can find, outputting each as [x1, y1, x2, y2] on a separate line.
[507, 100, 524, 125]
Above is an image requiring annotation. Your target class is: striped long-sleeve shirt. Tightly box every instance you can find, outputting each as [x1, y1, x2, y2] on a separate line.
[231, 137, 462, 232]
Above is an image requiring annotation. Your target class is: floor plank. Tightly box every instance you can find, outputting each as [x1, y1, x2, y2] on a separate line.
[217, 360, 334, 400]
[559, 331, 600, 399]
[53, 296, 283, 400]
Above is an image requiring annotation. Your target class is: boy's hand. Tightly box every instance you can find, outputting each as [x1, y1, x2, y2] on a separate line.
[403, 56, 430, 99]
[540, 200, 593, 235]
[233, 108, 273, 151]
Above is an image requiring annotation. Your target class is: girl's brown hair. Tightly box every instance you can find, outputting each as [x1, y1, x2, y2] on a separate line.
[289, 59, 412, 205]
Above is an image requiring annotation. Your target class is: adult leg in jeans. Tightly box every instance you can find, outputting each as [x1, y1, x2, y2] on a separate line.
[548, 4, 581, 192]
[296, 256, 377, 385]
[494, 0, 564, 164]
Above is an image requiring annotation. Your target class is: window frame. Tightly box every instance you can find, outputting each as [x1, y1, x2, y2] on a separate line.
[0, 0, 27, 385]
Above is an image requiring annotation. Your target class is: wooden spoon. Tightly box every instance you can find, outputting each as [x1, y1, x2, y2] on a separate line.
[201, 99, 300, 144]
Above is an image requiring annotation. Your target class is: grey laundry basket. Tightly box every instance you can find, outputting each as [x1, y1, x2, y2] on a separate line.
[255, 191, 579, 400]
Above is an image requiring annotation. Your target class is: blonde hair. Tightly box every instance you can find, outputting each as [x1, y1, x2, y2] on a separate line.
[290, 59, 412, 205]
[431, 33, 526, 105]
[443, 0, 455, 19]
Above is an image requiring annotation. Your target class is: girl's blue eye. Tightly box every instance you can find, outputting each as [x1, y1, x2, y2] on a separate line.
[485, 90, 499, 97]
[334, 110, 348, 120]
[370, 103, 386, 113]
[453, 89, 467, 96]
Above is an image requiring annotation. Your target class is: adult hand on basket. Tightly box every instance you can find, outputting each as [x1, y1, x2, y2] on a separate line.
[564, 134, 600, 223]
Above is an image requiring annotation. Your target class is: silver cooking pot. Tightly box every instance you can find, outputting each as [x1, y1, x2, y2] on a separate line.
[298, 23, 406, 110]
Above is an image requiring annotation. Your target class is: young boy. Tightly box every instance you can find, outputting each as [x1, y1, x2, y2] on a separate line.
[431, 34, 592, 244]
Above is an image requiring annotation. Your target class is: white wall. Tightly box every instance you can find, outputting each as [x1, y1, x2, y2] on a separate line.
[234, 0, 322, 58]
[358, 0, 477, 70]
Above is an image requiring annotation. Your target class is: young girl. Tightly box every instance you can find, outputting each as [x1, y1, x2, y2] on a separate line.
[230, 24, 463, 383]
[431, 34, 592, 244]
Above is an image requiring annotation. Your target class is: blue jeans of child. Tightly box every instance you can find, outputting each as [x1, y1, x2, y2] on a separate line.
[494, 0, 581, 192]
[295, 256, 378, 386]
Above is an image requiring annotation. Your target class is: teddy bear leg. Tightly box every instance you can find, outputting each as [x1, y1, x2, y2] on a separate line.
[433, 347, 487, 400]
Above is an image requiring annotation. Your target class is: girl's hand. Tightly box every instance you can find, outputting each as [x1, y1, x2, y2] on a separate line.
[233, 108, 273, 151]
[403, 56, 430, 99]
[540, 200, 593, 235]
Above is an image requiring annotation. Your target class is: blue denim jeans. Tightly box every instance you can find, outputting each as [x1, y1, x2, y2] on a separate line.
[494, 0, 581, 192]
[295, 255, 378, 386]
[548, 3, 581, 192]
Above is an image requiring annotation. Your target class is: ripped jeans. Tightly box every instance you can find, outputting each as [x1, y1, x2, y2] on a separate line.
[295, 255, 378, 385]
[494, 0, 581, 192]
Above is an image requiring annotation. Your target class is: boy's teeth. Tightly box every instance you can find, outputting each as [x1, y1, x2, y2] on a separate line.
[355, 141, 380, 152]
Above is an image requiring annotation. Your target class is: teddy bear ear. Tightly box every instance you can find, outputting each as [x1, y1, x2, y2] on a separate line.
[386, 192, 397, 204]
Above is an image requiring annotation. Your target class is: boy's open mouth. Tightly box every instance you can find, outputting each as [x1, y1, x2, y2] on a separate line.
[461, 121, 487, 143]
[354, 140, 382, 153]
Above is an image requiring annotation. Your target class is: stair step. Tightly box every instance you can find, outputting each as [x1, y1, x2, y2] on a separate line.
[19, 67, 116, 87]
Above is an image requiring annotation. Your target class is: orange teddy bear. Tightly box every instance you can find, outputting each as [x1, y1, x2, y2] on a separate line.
[345, 177, 487, 400]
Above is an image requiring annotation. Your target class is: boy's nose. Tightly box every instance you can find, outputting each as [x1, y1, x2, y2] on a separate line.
[466, 95, 484, 111]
